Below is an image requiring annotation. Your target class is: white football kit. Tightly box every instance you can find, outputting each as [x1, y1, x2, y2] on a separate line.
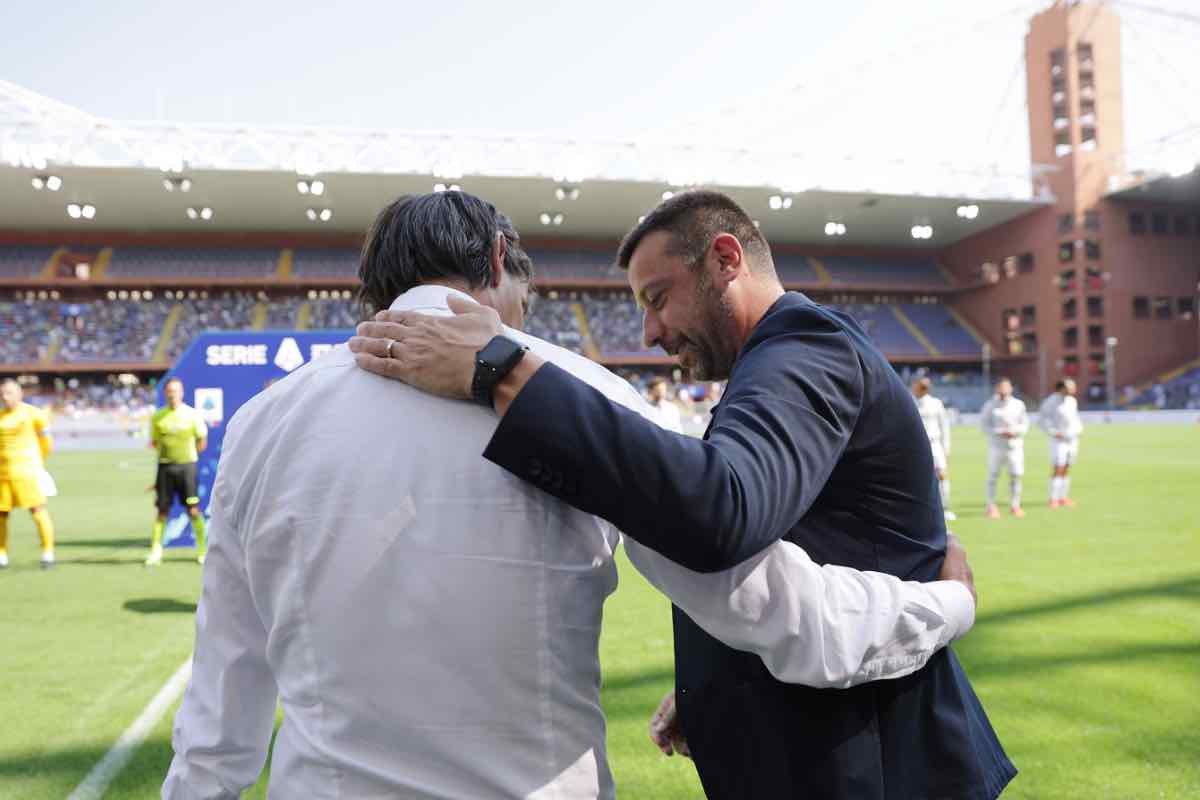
[915, 394, 951, 472]
[980, 395, 1029, 506]
[1038, 393, 1083, 467]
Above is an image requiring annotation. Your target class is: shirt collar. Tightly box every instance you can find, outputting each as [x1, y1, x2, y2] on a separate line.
[388, 284, 476, 314]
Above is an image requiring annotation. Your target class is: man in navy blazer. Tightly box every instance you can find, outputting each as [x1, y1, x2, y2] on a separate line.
[352, 190, 1016, 799]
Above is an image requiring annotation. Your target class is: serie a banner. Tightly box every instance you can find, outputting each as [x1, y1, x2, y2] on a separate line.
[158, 330, 352, 547]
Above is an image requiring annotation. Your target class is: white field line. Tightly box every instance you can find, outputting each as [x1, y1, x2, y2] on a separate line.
[66, 656, 193, 800]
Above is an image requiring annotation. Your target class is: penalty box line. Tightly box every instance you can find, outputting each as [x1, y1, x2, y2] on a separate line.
[66, 656, 193, 800]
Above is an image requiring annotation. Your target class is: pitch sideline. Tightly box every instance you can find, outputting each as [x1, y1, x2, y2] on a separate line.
[66, 656, 193, 800]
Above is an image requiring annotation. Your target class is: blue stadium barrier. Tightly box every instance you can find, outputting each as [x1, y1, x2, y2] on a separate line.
[157, 329, 352, 547]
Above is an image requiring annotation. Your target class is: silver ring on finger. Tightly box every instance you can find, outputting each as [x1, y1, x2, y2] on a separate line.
[386, 338, 397, 359]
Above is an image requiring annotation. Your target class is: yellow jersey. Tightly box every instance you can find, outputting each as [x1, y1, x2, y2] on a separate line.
[0, 402, 50, 480]
[150, 404, 208, 465]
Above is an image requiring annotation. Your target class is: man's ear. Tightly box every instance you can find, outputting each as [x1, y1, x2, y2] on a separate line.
[711, 233, 744, 286]
[490, 232, 507, 289]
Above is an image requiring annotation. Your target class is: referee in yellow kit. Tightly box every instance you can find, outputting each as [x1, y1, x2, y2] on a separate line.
[145, 377, 208, 566]
[0, 379, 56, 569]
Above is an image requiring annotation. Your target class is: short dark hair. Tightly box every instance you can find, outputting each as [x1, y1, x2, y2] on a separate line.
[996, 376, 1013, 387]
[616, 189, 774, 276]
[165, 377, 183, 389]
[356, 191, 533, 316]
[1054, 379, 1067, 392]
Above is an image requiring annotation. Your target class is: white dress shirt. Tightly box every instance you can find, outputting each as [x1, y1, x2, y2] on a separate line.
[164, 284, 974, 800]
[1038, 393, 1083, 439]
[980, 395, 1029, 449]
[915, 393, 951, 450]
[650, 398, 683, 434]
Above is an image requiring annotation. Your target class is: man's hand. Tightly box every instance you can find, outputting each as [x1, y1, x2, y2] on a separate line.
[348, 295, 503, 400]
[649, 690, 691, 758]
[939, 533, 976, 607]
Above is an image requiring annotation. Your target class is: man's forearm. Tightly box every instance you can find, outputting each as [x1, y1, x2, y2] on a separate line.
[492, 352, 546, 416]
[623, 535, 974, 688]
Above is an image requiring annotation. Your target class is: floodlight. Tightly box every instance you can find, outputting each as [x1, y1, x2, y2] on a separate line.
[67, 203, 82, 219]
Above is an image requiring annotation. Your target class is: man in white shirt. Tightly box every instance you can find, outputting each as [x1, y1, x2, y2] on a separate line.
[647, 376, 683, 434]
[911, 376, 955, 521]
[980, 377, 1029, 519]
[165, 192, 976, 799]
[1038, 378, 1083, 509]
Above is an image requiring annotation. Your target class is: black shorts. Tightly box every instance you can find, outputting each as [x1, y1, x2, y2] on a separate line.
[155, 463, 199, 512]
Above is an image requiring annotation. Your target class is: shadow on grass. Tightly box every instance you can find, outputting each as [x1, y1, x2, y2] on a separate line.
[603, 667, 674, 692]
[124, 597, 198, 614]
[56, 537, 146, 549]
[0, 740, 169, 796]
[977, 574, 1200, 627]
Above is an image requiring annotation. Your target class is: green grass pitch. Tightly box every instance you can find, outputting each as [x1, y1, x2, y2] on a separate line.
[0, 424, 1197, 798]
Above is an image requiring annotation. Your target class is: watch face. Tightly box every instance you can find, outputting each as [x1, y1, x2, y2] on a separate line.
[479, 337, 521, 366]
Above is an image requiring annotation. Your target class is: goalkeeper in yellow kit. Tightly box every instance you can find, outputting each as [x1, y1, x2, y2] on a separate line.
[145, 377, 208, 566]
[0, 379, 56, 569]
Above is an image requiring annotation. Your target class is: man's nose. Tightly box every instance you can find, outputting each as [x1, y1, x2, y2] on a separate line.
[643, 311, 663, 350]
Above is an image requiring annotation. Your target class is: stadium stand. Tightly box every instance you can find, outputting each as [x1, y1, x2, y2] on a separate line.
[524, 294, 586, 354]
[56, 298, 173, 363]
[1122, 360, 1200, 410]
[899, 303, 983, 355]
[581, 292, 664, 357]
[525, 249, 618, 280]
[774, 254, 821, 283]
[822, 256, 949, 288]
[826, 303, 927, 356]
[265, 295, 305, 329]
[0, 299, 59, 362]
[166, 292, 259, 360]
[307, 296, 360, 329]
[292, 248, 358, 279]
[106, 247, 279, 278]
[0, 246, 55, 279]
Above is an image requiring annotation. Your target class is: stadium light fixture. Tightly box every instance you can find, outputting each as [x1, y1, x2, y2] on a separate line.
[200, 207, 214, 220]
[66, 203, 81, 219]
[296, 180, 309, 195]
[81, 204, 95, 219]
[306, 208, 318, 221]
[768, 195, 793, 211]
[433, 183, 461, 193]
[32, 175, 62, 191]
[910, 224, 934, 240]
[555, 186, 580, 201]
[824, 221, 847, 236]
[31, 176, 45, 190]
[955, 204, 980, 220]
[164, 177, 192, 193]
[661, 190, 675, 201]
[1168, 160, 1197, 178]
[319, 208, 333, 222]
[186, 207, 199, 220]
[311, 180, 325, 196]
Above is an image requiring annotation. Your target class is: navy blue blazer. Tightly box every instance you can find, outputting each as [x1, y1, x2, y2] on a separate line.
[484, 292, 1016, 799]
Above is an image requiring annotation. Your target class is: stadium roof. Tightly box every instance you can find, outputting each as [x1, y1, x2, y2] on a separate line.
[1105, 167, 1200, 207]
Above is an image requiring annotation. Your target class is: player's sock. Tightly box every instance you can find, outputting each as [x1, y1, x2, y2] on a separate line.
[151, 519, 165, 550]
[1010, 477, 1023, 508]
[0, 514, 8, 556]
[32, 509, 55, 557]
[986, 474, 998, 506]
[1049, 476, 1061, 501]
[1062, 476, 1071, 499]
[191, 513, 207, 558]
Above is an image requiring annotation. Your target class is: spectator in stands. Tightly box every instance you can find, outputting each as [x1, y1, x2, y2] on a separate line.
[646, 377, 682, 433]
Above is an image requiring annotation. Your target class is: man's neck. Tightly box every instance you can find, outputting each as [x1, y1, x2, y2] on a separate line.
[734, 282, 786, 349]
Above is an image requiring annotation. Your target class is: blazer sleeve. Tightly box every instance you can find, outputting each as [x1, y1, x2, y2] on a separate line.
[483, 313, 863, 572]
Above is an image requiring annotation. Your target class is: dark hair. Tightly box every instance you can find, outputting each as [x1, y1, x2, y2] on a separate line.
[1054, 379, 1067, 392]
[995, 376, 1013, 386]
[648, 376, 669, 389]
[356, 191, 534, 316]
[616, 189, 774, 277]
[165, 377, 184, 389]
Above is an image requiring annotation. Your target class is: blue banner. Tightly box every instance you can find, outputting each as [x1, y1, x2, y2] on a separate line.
[158, 329, 352, 547]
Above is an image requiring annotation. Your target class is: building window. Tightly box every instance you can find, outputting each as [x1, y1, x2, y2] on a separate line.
[1174, 216, 1191, 236]
[1059, 269, 1077, 291]
[1154, 297, 1172, 319]
[1087, 296, 1104, 318]
[1019, 252, 1035, 274]
[1003, 308, 1020, 331]
[1087, 325, 1105, 348]
[1062, 297, 1078, 320]
[1133, 296, 1150, 319]
[1058, 242, 1075, 263]
[1085, 240, 1101, 260]
[1058, 213, 1075, 234]
[1084, 209, 1101, 232]
[1021, 305, 1037, 327]
[1051, 47, 1066, 67]
[1129, 211, 1146, 235]
[1055, 131, 1072, 158]
[1085, 266, 1104, 290]
[1077, 42, 1093, 62]
[1063, 327, 1079, 349]
[1088, 353, 1105, 377]
[981, 261, 999, 283]
[1088, 381, 1106, 403]
[1151, 212, 1168, 235]
[1003, 256, 1018, 279]
[1063, 355, 1080, 377]
[1022, 332, 1038, 354]
[1179, 297, 1196, 319]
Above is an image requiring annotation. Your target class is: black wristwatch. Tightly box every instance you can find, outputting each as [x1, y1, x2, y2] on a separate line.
[472, 335, 529, 408]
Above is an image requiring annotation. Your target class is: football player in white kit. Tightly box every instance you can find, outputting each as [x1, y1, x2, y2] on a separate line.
[979, 377, 1029, 519]
[911, 377, 955, 521]
[1038, 378, 1083, 509]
